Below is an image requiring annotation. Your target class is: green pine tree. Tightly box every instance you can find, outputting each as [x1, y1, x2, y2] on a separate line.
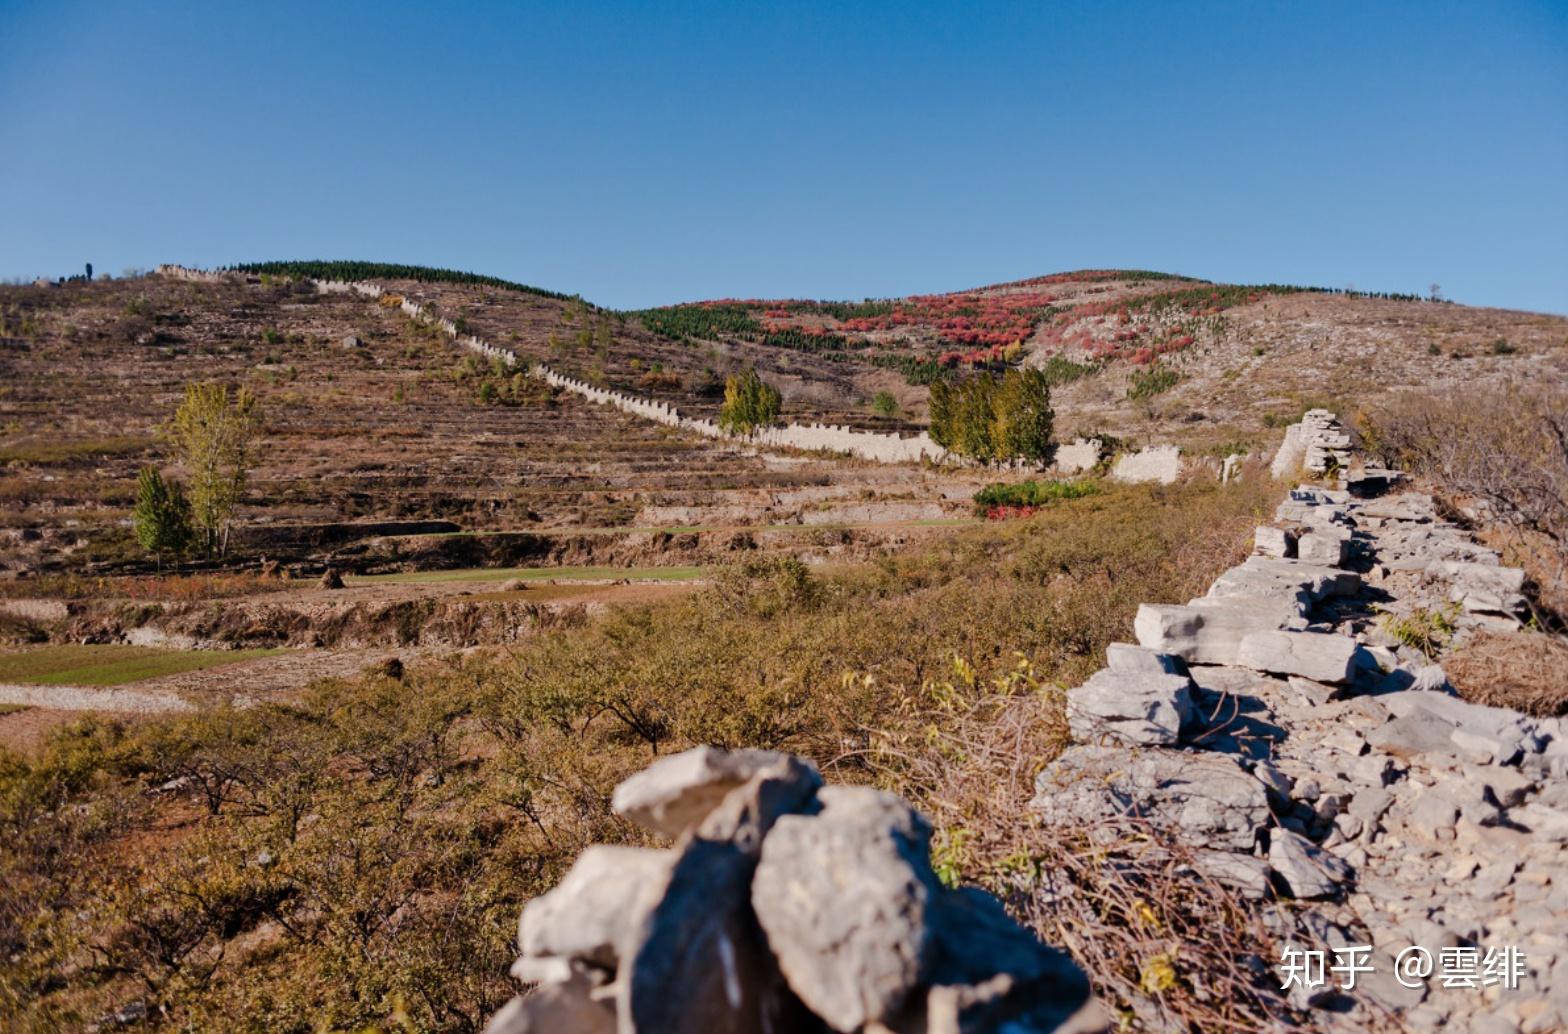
[133, 466, 193, 568]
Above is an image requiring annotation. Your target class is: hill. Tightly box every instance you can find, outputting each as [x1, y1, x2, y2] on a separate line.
[1, 262, 1567, 1033]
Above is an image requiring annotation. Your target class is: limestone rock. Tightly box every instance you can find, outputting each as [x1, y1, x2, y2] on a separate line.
[1066, 667, 1194, 746]
[1104, 642, 1187, 676]
[1427, 560, 1527, 616]
[1236, 630, 1360, 684]
[611, 746, 820, 839]
[1032, 746, 1268, 852]
[752, 786, 937, 1030]
[1254, 525, 1297, 559]
[1296, 532, 1349, 567]
[882, 886, 1103, 1034]
[485, 982, 614, 1034]
[517, 845, 675, 966]
[621, 833, 818, 1034]
[1268, 828, 1351, 899]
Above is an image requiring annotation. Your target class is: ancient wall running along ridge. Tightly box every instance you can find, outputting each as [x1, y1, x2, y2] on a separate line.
[155, 265, 1186, 477]
[1039, 412, 1568, 1030]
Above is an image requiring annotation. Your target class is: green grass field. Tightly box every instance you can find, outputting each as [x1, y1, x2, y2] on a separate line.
[0, 645, 280, 686]
[347, 564, 706, 586]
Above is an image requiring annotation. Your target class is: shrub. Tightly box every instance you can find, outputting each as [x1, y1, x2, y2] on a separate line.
[1358, 380, 1568, 611]
[718, 368, 781, 435]
[1127, 365, 1179, 400]
[973, 479, 1099, 515]
[871, 390, 899, 417]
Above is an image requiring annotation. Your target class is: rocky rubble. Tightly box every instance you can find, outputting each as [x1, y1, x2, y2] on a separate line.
[1039, 415, 1568, 1031]
[487, 746, 1106, 1034]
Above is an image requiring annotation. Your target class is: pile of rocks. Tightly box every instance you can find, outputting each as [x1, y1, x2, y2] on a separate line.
[487, 747, 1104, 1034]
[1041, 414, 1568, 1031]
[1271, 408, 1354, 478]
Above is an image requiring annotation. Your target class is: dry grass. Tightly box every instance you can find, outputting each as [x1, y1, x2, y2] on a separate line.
[1446, 630, 1568, 717]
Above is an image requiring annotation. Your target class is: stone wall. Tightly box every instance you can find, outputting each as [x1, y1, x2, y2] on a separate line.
[1040, 416, 1568, 1029]
[156, 264, 1184, 478]
[1109, 444, 1181, 485]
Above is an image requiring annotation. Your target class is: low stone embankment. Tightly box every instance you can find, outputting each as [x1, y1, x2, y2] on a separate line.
[1041, 412, 1567, 1031]
[486, 747, 1107, 1034]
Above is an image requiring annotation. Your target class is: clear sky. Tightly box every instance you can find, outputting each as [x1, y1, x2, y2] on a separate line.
[2, 1, 1565, 312]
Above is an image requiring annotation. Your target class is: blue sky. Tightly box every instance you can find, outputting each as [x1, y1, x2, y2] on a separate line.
[2, 1, 1564, 312]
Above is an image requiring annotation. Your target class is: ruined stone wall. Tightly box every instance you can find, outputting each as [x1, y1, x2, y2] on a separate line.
[156, 265, 1184, 477]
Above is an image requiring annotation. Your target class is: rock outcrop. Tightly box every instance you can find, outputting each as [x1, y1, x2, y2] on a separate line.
[489, 748, 1105, 1034]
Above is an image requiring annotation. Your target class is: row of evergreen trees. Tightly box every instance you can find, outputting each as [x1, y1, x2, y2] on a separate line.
[929, 368, 1054, 464]
[231, 261, 576, 302]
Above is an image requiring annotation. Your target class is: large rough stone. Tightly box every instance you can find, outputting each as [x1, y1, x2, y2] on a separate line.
[620, 762, 825, 1034]
[1366, 710, 1460, 760]
[517, 845, 675, 967]
[485, 981, 615, 1034]
[752, 786, 938, 1031]
[1268, 828, 1351, 899]
[883, 886, 1105, 1034]
[1134, 599, 1302, 667]
[1066, 668, 1194, 746]
[611, 746, 819, 839]
[1296, 531, 1349, 567]
[1110, 445, 1181, 485]
[1032, 746, 1268, 852]
[1207, 556, 1360, 602]
[1104, 642, 1187, 677]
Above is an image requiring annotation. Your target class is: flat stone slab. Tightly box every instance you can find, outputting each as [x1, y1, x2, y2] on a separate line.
[1236, 630, 1359, 684]
[1032, 746, 1268, 852]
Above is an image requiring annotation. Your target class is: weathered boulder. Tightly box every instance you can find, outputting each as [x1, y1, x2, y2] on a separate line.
[1236, 630, 1360, 684]
[879, 886, 1103, 1034]
[1032, 746, 1268, 852]
[1104, 642, 1187, 676]
[620, 757, 825, 1034]
[612, 746, 819, 839]
[1066, 668, 1194, 746]
[485, 976, 614, 1034]
[517, 845, 674, 966]
[1134, 597, 1304, 666]
[752, 786, 938, 1031]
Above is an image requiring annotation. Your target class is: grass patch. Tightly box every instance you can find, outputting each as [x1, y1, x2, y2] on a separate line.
[348, 564, 705, 586]
[0, 645, 280, 686]
[0, 703, 29, 716]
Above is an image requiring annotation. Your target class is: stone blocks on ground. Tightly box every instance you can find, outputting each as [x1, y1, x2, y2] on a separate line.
[1066, 667, 1194, 746]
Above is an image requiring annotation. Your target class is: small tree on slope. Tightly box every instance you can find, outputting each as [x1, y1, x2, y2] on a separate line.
[133, 466, 193, 569]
